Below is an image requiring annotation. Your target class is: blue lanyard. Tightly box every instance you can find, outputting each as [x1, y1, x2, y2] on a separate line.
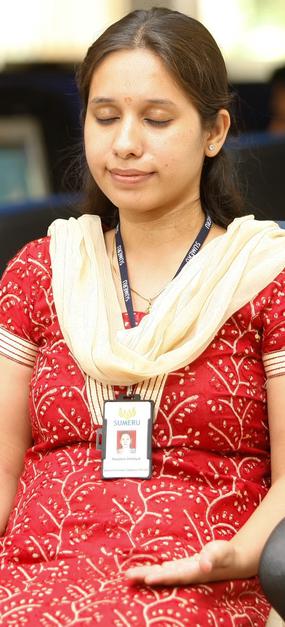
[115, 213, 212, 328]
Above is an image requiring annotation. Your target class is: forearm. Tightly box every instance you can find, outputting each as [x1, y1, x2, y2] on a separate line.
[126, 475, 285, 586]
[0, 469, 19, 536]
[230, 475, 285, 578]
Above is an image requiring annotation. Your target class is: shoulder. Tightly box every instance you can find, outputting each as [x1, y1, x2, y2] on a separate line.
[2, 236, 52, 293]
[22, 236, 51, 259]
[255, 268, 285, 304]
[249, 268, 285, 324]
[0, 236, 52, 350]
[5, 236, 51, 268]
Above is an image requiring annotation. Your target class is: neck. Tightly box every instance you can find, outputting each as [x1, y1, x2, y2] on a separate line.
[118, 203, 206, 256]
[108, 202, 213, 314]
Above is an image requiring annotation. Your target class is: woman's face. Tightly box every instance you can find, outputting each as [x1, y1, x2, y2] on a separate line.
[84, 48, 210, 217]
[120, 433, 131, 448]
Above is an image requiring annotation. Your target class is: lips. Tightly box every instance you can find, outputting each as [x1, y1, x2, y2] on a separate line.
[109, 168, 154, 184]
[110, 169, 151, 176]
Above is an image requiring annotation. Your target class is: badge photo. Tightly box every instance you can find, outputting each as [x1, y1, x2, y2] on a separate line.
[99, 396, 153, 479]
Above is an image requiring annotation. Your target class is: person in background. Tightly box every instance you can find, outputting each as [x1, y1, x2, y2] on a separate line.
[1, 7, 285, 626]
[268, 65, 285, 133]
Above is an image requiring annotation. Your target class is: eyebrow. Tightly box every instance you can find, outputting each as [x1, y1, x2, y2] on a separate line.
[90, 98, 114, 104]
[89, 97, 176, 106]
[146, 99, 175, 106]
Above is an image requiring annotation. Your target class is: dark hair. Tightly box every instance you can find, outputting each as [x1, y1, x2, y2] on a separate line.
[76, 7, 243, 228]
[268, 64, 285, 129]
[269, 65, 285, 89]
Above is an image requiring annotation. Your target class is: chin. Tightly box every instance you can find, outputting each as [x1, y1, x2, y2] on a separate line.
[110, 198, 152, 214]
[101, 185, 164, 216]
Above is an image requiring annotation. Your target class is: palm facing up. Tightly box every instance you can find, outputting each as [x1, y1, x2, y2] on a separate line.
[126, 541, 238, 586]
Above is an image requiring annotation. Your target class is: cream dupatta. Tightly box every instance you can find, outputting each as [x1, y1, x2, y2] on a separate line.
[48, 214, 285, 391]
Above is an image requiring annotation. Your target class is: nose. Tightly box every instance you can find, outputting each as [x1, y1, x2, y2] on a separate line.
[112, 117, 143, 159]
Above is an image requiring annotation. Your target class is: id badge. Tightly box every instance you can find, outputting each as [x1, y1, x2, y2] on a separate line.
[97, 394, 153, 479]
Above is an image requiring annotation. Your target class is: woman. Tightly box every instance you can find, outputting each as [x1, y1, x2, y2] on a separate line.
[0, 7, 285, 626]
[117, 432, 136, 455]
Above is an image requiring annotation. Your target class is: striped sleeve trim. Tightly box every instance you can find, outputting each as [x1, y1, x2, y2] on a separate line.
[263, 350, 285, 379]
[0, 327, 38, 367]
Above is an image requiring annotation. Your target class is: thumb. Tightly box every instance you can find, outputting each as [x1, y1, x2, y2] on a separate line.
[199, 541, 234, 573]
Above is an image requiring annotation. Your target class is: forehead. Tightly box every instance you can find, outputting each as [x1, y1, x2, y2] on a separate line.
[88, 48, 185, 102]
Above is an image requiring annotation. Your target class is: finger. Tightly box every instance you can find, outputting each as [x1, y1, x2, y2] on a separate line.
[164, 553, 212, 575]
[144, 556, 201, 586]
[126, 556, 199, 578]
[162, 554, 200, 567]
[125, 564, 163, 581]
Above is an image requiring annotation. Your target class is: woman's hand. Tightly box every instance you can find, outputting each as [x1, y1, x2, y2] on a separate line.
[125, 540, 239, 586]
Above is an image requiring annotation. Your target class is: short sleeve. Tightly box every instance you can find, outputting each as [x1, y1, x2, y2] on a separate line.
[261, 269, 285, 379]
[0, 238, 50, 367]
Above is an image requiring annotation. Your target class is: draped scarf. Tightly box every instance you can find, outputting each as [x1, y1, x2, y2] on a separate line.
[48, 214, 285, 386]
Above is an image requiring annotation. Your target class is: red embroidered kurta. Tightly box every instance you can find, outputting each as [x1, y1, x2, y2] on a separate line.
[0, 237, 285, 626]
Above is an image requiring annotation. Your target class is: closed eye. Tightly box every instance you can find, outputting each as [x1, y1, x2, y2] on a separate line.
[95, 117, 172, 127]
[145, 119, 172, 126]
[95, 117, 119, 125]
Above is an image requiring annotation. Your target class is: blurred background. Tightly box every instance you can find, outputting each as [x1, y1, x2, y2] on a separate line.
[0, 0, 285, 273]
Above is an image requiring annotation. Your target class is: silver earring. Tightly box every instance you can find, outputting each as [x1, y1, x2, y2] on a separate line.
[208, 143, 215, 151]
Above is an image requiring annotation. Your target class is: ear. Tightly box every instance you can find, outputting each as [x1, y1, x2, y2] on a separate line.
[205, 109, 231, 158]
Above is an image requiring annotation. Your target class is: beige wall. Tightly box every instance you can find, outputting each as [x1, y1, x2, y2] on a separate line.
[131, 0, 198, 14]
[1, 0, 284, 79]
[0, 0, 131, 67]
